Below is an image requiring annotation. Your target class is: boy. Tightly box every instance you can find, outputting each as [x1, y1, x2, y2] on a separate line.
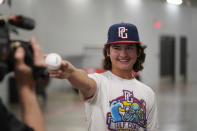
[49, 23, 158, 131]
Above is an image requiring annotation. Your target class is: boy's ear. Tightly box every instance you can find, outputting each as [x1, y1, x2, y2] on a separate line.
[106, 48, 110, 56]
[107, 51, 110, 57]
[137, 53, 140, 57]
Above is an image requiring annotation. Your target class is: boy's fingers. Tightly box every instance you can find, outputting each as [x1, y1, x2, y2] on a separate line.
[61, 61, 69, 70]
[48, 70, 62, 74]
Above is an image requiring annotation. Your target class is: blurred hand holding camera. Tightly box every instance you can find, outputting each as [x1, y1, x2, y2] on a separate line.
[14, 38, 46, 131]
[14, 38, 46, 87]
[0, 15, 48, 81]
[30, 38, 46, 68]
[14, 46, 34, 88]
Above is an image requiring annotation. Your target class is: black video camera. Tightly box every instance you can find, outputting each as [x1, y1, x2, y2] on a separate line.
[0, 15, 48, 81]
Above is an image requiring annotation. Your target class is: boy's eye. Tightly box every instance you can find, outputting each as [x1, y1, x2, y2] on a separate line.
[127, 46, 136, 50]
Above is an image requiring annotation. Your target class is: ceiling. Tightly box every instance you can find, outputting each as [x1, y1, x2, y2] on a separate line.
[150, 0, 197, 8]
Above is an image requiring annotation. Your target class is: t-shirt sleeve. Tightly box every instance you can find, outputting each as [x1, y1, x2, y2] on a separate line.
[0, 98, 34, 131]
[146, 93, 158, 131]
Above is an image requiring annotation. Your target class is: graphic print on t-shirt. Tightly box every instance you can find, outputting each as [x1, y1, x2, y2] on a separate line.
[106, 90, 147, 131]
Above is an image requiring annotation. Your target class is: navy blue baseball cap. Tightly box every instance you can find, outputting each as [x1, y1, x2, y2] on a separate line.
[105, 23, 141, 45]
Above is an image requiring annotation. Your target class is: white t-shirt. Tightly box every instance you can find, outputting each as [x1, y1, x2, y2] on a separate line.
[85, 71, 158, 131]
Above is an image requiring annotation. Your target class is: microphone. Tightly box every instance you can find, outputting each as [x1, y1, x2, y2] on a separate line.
[8, 15, 35, 30]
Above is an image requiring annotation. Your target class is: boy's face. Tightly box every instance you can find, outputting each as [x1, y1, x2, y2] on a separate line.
[108, 43, 138, 72]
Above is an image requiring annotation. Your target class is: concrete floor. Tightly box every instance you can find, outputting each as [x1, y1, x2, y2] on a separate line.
[7, 82, 197, 131]
[157, 83, 197, 131]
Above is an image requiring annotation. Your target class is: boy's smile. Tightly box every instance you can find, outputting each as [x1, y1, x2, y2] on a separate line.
[108, 43, 138, 72]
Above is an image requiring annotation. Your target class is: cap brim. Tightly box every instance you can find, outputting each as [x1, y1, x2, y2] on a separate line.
[105, 41, 141, 45]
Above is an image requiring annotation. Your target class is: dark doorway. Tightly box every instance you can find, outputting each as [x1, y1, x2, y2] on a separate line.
[180, 36, 187, 83]
[160, 36, 176, 83]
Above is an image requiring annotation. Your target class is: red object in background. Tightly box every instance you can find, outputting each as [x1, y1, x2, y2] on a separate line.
[84, 67, 105, 74]
[154, 20, 161, 29]
[132, 72, 139, 77]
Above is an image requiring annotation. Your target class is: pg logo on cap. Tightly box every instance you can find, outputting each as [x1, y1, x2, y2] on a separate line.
[105, 23, 141, 45]
[118, 27, 128, 39]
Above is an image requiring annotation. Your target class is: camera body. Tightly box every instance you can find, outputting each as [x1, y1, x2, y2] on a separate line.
[0, 15, 48, 81]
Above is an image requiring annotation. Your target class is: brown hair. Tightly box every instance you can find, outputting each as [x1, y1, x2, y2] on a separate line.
[102, 43, 147, 72]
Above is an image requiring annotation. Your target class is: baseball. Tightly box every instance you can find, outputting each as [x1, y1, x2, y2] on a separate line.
[45, 53, 62, 70]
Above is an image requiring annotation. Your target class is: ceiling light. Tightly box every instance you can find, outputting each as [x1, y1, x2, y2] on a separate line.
[167, 0, 183, 5]
[0, 0, 5, 5]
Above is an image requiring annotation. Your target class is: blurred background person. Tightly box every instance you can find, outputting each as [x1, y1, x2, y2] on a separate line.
[0, 38, 46, 131]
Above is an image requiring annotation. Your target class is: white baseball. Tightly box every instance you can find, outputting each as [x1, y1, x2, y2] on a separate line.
[45, 53, 62, 70]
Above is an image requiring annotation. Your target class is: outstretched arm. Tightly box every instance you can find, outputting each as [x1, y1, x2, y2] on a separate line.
[48, 61, 97, 100]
